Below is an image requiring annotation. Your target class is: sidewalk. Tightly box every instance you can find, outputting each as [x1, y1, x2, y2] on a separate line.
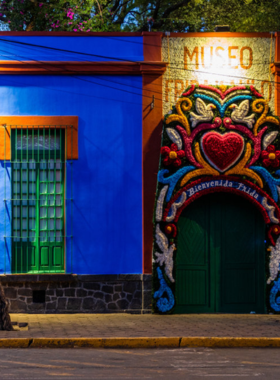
[1, 313, 280, 348]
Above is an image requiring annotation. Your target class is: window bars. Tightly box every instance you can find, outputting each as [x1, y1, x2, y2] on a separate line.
[3, 125, 74, 274]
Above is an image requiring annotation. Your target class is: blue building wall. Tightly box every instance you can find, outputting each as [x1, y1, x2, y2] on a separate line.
[0, 36, 143, 275]
[0, 36, 144, 61]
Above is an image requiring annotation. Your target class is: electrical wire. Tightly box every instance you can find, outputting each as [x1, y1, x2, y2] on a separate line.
[0, 35, 174, 107]
[0, 35, 278, 98]
[0, 37, 278, 90]
[0, 46, 165, 107]
[0, 36, 278, 109]
[0, 35, 276, 68]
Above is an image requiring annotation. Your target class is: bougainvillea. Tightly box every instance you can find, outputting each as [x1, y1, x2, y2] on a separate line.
[153, 83, 280, 314]
[0, 0, 116, 32]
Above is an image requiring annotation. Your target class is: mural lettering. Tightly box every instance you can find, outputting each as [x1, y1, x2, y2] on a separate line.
[187, 180, 260, 200]
[184, 46, 253, 70]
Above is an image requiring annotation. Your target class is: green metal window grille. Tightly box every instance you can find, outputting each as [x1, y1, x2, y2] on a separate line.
[9, 126, 72, 274]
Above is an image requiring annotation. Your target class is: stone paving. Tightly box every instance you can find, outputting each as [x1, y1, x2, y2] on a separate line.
[1, 314, 280, 339]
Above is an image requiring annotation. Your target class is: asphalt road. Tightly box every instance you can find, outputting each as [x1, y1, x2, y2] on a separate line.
[0, 347, 279, 379]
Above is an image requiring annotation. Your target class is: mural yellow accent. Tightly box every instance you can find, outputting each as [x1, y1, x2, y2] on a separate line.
[252, 99, 279, 136]
[166, 97, 192, 136]
[225, 143, 263, 187]
[219, 84, 227, 93]
[180, 142, 219, 186]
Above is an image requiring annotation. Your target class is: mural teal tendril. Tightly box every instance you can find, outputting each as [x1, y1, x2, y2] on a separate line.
[270, 277, 280, 311]
[251, 166, 280, 202]
[194, 94, 252, 117]
[154, 267, 175, 312]
[158, 167, 195, 201]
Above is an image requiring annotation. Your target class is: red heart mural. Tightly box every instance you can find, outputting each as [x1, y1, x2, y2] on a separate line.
[201, 131, 244, 172]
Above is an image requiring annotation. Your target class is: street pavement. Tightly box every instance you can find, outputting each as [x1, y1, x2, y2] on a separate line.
[2, 313, 280, 339]
[0, 347, 279, 379]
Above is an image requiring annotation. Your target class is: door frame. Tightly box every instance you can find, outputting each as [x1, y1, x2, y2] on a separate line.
[174, 192, 266, 314]
[154, 175, 279, 314]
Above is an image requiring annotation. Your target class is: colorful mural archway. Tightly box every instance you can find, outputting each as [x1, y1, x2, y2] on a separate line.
[153, 84, 280, 314]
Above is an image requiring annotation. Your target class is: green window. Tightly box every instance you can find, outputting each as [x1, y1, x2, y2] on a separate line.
[11, 128, 65, 274]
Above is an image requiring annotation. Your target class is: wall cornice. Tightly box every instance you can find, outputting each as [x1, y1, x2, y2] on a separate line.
[0, 60, 167, 75]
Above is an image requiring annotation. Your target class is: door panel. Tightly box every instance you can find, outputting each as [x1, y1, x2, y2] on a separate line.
[175, 196, 215, 313]
[40, 247, 49, 267]
[175, 193, 265, 313]
[53, 247, 63, 267]
[219, 194, 265, 313]
[222, 268, 256, 304]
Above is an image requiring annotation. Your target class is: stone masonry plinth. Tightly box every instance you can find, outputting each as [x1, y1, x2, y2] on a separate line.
[1, 274, 152, 314]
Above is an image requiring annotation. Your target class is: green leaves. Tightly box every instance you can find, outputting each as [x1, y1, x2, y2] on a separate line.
[0, 0, 118, 32]
[1, 0, 280, 32]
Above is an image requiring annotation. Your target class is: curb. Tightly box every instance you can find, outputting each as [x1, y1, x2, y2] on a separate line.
[1, 337, 280, 348]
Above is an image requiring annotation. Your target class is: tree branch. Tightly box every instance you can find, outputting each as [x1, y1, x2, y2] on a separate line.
[111, 0, 121, 13]
[152, 0, 162, 21]
[140, 0, 192, 30]
[113, 0, 131, 25]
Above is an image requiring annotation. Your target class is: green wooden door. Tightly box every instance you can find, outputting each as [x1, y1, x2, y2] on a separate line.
[174, 193, 265, 313]
[11, 129, 65, 274]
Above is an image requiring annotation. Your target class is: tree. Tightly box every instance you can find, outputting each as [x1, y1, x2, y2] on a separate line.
[0, 0, 115, 32]
[0, 283, 13, 331]
[186, 0, 280, 33]
[1, 0, 279, 33]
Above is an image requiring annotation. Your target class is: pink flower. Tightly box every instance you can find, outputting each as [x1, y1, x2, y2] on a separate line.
[73, 29, 77, 31]
[56, 25, 59, 27]
[39, 2, 43, 6]
[8, 20, 10, 23]
[19, 10, 23, 14]
[68, 22, 72, 24]
[67, 9, 74, 19]
[87, 29, 90, 32]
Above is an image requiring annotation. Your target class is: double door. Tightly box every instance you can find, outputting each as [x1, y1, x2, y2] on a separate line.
[174, 193, 266, 313]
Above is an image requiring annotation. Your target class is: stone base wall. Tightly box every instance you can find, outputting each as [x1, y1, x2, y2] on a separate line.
[1, 274, 152, 313]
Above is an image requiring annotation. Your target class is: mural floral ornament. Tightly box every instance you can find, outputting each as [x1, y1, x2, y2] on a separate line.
[161, 143, 185, 167]
[261, 145, 280, 168]
[153, 84, 280, 314]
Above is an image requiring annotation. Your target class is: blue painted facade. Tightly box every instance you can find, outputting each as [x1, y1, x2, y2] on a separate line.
[0, 36, 144, 275]
[0, 36, 144, 61]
